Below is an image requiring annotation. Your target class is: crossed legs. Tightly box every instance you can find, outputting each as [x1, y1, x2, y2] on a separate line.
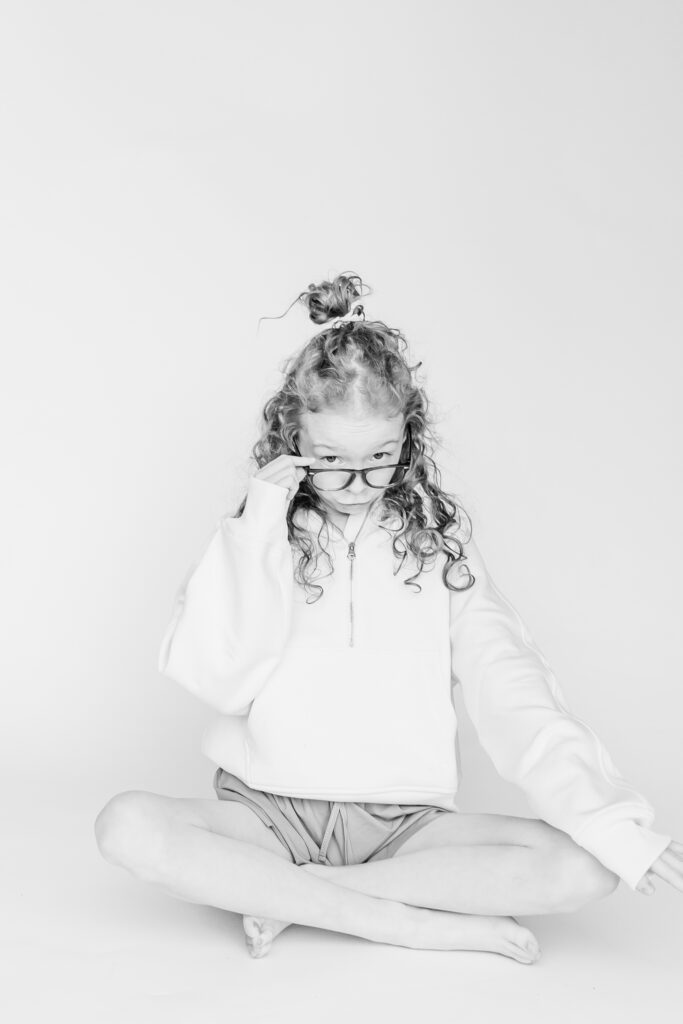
[94, 791, 619, 961]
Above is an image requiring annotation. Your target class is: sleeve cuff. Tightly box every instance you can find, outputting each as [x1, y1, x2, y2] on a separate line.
[572, 818, 672, 891]
[227, 474, 289, 538]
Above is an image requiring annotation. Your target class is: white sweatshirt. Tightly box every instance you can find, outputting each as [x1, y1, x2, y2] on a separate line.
[158, 474, 671, 891]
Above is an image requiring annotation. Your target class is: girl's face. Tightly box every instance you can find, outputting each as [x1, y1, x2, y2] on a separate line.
[296, 408, 406, 515]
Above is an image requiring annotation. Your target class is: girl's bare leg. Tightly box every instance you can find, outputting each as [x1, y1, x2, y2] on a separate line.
[303, 840, 608, 916]
[244, 834, 615, 958]
[97, 817, 541, 963]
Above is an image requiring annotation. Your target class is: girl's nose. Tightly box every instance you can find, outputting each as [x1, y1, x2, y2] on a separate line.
[348, 476, 367, 495]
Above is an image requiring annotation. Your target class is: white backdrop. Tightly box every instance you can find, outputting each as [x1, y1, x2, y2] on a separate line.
[2, 1, 680, 842]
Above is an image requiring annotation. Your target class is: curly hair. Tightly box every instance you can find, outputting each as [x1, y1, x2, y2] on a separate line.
[234, 271, 476, 603]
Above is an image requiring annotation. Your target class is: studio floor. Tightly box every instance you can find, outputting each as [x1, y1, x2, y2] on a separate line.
[4, 793, 682, 1024]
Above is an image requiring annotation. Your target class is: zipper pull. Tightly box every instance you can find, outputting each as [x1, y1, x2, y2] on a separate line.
[347, 541, 356, 560]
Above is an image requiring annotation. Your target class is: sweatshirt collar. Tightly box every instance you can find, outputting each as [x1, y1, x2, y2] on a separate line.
[296, 496, 395, 545]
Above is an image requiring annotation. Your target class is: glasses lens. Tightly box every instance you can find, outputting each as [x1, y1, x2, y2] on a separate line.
[313, 466, 406, 491]
[365, 466, 404, 488]
[314, 471, 352, 491]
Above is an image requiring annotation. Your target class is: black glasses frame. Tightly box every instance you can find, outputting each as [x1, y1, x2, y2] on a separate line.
[290, 423, 413, 492]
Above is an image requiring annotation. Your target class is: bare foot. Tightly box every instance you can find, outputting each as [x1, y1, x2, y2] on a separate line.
[243, 907, 539, 963]
[412, 905, 542, 964]
[242, 915, 292, 958]
[494, 917, 542, 965]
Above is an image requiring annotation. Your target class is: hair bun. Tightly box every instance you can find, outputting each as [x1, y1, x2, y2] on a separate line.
[301, 271, 369, 326]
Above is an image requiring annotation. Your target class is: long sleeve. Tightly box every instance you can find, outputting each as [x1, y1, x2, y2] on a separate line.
[158, 475, 294, 715]
[449, 535, 671, 892]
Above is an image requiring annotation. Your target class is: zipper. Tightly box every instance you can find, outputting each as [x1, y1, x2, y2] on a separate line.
[342, 501, 374, 647]
[347, 541, 356, 646]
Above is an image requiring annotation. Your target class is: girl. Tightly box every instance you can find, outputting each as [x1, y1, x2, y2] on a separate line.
[95, 272, 681, 963]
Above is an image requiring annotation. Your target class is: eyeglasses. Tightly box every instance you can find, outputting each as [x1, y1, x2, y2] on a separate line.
[290, 424, 412, 492]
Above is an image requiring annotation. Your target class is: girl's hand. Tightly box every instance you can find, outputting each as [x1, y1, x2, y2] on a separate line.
[253, 454, 317, 503]
[635, 840, 683, 895]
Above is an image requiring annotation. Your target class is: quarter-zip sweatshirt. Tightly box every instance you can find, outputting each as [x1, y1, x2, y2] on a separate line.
[158, 474, 671, 891]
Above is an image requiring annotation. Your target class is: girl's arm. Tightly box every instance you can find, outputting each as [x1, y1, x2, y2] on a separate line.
[158, 475, 293, 715]
[449, 535, 672, 893]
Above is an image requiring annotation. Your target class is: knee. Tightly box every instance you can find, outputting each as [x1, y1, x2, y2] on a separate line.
[548, 840, 620, 911]
[94, 790, 168, 874]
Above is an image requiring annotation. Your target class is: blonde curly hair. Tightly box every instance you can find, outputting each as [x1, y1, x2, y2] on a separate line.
[235, 271, 475, 603]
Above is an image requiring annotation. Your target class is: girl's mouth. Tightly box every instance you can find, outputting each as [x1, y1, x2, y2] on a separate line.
[335, 499, 369, 509]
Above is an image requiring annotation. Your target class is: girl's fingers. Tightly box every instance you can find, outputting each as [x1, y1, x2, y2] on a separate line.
[657, 846, 683, 868]
[648, 854, 683, 893]
[636, 876, 656, 894]
[259, 470, 298, 490]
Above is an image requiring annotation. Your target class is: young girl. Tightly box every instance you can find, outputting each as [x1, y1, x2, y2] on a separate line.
[95, 272, 681, 963]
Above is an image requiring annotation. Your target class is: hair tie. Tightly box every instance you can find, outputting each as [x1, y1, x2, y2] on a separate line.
[312, 299, 368, 336]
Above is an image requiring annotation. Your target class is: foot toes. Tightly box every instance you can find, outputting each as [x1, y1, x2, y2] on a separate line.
[248, 941, 271, 959]
[518, 939, 541, 962]
[506, 942, 533, 963]
[242, 915, 274, 958]
[246, 932, 272, 958]
[242, 915, 263, 939]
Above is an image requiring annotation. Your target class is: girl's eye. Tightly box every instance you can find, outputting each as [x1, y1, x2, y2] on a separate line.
[321, 452, 390, 464]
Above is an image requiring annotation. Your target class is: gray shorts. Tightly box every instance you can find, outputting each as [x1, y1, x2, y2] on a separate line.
[213, 768, 454, 867]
